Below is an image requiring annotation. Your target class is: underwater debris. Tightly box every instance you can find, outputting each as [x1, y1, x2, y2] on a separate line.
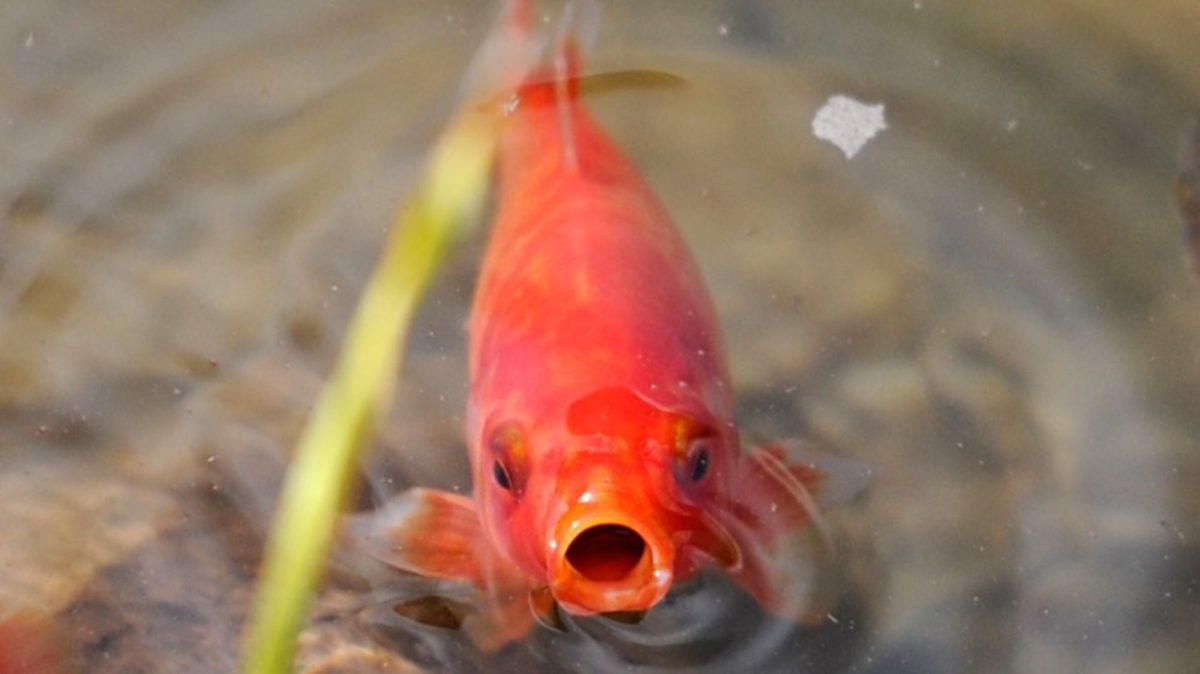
[812, 95, 887, 159]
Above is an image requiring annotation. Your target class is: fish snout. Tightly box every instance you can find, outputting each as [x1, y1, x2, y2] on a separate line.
[548, 499, 675, 615]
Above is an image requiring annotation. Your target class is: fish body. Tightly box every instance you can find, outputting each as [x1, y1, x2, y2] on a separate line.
[0, 612, 68, 674]
[465, 50, 740, 613]
[354, 0, 866, 644]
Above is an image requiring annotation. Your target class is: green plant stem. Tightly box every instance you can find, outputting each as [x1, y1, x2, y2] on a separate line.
[242, 111, 498, 674]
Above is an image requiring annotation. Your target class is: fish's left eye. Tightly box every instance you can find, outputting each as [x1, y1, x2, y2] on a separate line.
[493, 460, 512, 490]
[671, 422, 718, 492]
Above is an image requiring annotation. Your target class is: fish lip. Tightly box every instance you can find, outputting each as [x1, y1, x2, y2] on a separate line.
[548, 507, 675, 615]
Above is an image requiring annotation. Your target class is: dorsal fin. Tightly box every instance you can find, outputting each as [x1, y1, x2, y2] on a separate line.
[553, 28, 582, 171]
[507, 0, 600, 173]
[553, 1, 599, 171]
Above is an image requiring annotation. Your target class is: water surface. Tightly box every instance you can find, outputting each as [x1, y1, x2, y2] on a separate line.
[2, 1, 1199, 672]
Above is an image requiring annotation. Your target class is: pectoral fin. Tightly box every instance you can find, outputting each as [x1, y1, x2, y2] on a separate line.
[345, 487, 490, 585]
[742, 440, 871, 517]
[344, 488, 541, 650]
[718, 440, 871, 621]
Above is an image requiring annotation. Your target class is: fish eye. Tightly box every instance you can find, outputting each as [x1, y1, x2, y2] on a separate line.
[487, 420, 525, 494]
[672, 429, 716, 491]
[493, 459, 512, 490]
[691, 443, 711, 482]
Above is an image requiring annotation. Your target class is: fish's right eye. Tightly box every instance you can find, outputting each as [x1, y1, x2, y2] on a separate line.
[493, 460, 512, 490]
[691, 445, 711, 482]
[487, 420, 525, 494]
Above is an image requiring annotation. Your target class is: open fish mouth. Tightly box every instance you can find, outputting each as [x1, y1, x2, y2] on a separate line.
[550, 510, 674, 615]
[565, 523, 646, 582]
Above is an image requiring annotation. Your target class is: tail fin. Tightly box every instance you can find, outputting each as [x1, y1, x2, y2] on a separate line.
[469, 2, 681, 115]
[552, 0, 601, 89]
[458, 0, 544, 107]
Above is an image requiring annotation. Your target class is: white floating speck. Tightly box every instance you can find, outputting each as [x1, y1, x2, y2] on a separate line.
[25, 32, 34, 48]
[812, 95, 887, 159]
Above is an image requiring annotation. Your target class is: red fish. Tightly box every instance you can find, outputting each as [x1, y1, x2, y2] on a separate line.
[0, 612, 69, 674]
[353, 0, 866, 646]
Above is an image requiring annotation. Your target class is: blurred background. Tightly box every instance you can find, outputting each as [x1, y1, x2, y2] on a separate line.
[1, 1, 1198, 672]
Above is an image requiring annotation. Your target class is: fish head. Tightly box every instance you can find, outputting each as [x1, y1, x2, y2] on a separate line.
[543, 432, 678, 614]
[474, 385, 741, 615]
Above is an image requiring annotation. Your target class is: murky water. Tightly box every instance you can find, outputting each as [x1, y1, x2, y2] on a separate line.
[2, 1, 1199, 672]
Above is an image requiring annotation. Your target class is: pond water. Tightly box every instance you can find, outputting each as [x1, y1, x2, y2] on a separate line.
[2, 1, 1199, 672]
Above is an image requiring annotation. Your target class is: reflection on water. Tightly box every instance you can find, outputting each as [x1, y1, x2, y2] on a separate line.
[2, 1, 1199, 672]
